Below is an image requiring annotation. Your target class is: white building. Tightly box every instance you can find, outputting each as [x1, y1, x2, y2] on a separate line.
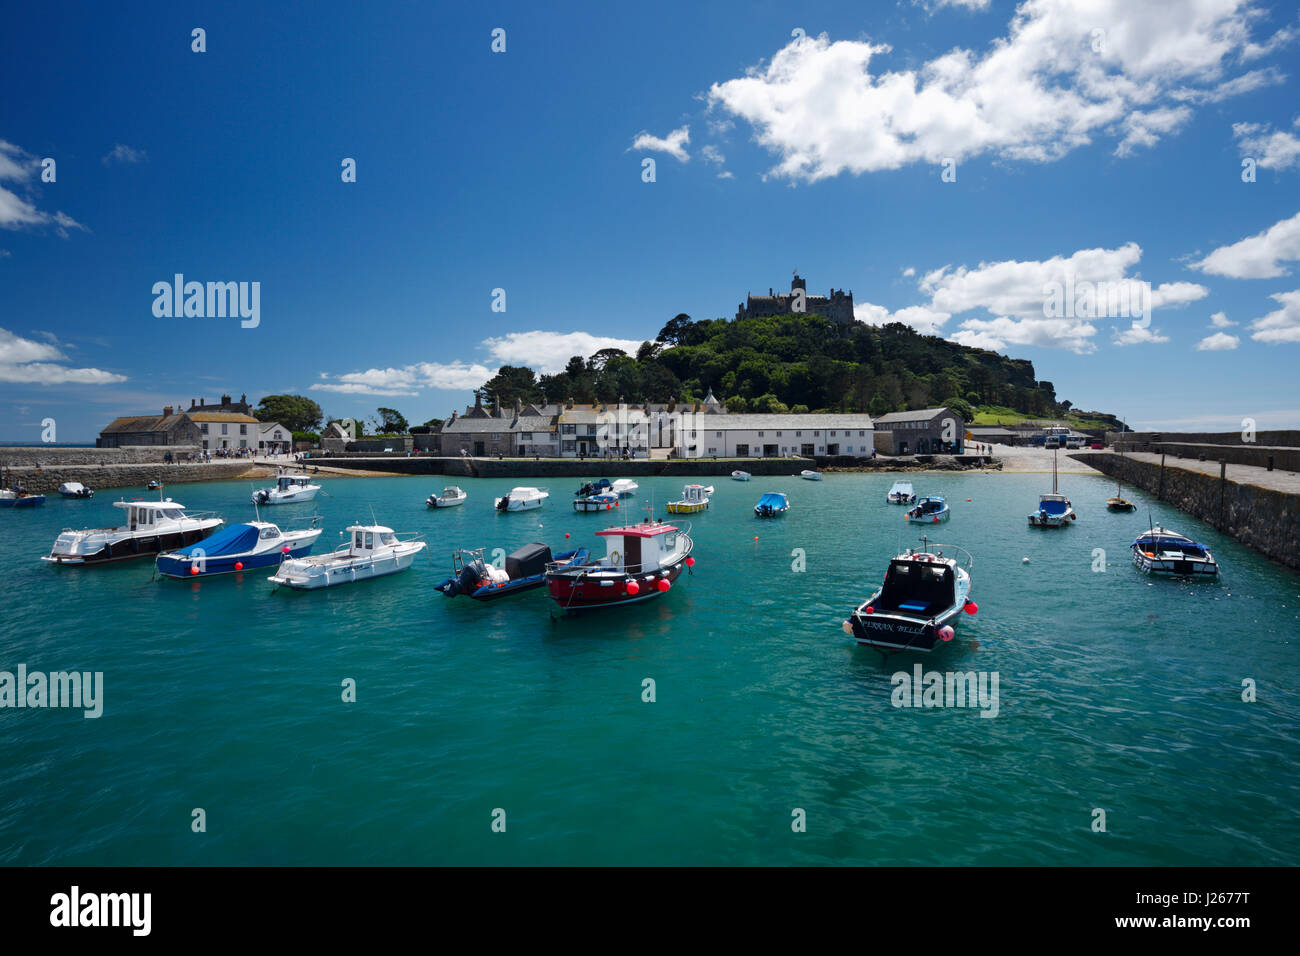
[258, 421, 292, 454]
[670, 412, 874, 458]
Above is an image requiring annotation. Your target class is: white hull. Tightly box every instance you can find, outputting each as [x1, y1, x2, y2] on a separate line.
[269, 542, 426, 589]
[497, 497, 545, 511]
[429, 496, 466, 508]
[253, 487, 320, 505]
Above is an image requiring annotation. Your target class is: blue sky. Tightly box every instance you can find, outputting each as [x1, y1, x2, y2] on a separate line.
[3, 0, 1300, 440]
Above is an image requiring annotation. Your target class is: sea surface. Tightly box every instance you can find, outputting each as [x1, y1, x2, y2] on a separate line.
[1, 471, 1297, 866]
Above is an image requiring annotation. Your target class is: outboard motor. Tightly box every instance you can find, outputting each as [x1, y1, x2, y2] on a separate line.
[496, 494, 510, 512]
[254, 489, 270, 505]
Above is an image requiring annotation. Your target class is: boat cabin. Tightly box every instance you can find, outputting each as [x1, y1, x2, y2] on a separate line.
[680, 484, 708, 504]
[277, 474, 313, 491]
[1035, 493, 1071, 516]
[595, 521, 680, 574]
[910, 496, 945, 515]
[114, 499, 189, 530]
[876, 558, 957, 617]
[346, 524, 399, 553]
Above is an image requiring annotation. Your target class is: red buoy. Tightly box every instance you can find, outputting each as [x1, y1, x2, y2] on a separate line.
[282, 545, 291, 553]
[864, 605, 874, 614]
[189, 566, 199, 575]
[685, 556, 695, 567]
[626, 580, 640, 595]
[234, 561, 244, 571]
[564, 533, 570, 539]
[657, 579, 671, 592]
[964, 601, 978, 615]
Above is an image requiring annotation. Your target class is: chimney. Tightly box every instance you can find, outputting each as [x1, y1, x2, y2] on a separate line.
[494, 392, 502, 418]
[163, 406, 174, 417]
[200, 397, 205, 407]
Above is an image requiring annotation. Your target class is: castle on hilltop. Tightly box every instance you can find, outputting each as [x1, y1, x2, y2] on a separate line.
[736, 274, 854, 324]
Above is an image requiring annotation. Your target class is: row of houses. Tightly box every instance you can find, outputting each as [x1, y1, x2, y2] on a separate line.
[360, 392, 964, 460]
[97, 395, 293, 454]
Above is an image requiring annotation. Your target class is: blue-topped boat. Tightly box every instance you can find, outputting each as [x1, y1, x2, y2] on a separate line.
[573, 492, 620, 513]
[0, 488, 45, 508]
[1027, 449, 1075, 527]
[754, 492, 789, 517]
[156, 519, 322, 578]
[575, 479, 613, 497]
[436, 542, 590, 600]
[906, 496, 949, 523]
[1131, 526, 1218, 577]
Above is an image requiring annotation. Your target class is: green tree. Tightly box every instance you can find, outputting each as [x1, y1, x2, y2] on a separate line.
[375, 407, 409, 434]
[255, 394, 323, 432]
[481, 366, 543, 411]
[656, 313, 694, 345]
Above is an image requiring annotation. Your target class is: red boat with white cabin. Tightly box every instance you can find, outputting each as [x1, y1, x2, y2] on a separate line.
[545, 516, 694, 610]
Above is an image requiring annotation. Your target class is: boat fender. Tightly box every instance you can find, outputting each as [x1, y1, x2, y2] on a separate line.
[841, 620, 853, 635]
[938, 625, 955, 642]
[626, 580, 640, 595]
[657, 579, 671, 592]
[864, 605, 874, 614]
[963, 601, 978, 615]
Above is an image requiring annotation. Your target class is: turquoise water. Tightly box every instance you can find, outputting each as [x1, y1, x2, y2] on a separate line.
[1, 471, 1297, 866]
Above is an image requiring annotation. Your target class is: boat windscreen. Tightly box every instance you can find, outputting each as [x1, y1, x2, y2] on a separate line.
[1037, 498, 1069, 515]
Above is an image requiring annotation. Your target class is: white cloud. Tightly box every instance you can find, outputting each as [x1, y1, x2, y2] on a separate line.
[0, 141, 87, 235]
[312, 361, 492, 396]
[704, 1, 1287, 182]
[631, 125, 690, 162]
[1209, 311, 1236, 327]
[1248, 288, 1300, 343]
[482, 331, 644, 374]
[700, 144, 725, 165]
[313, 331, 646, 399]
[0, 328, 126, 384]
[1193, 210, 1300, 278]
[858, 242, 1204, 352]
[1112, 324, 1169, 345]
[102, 143, 147, 166]
[716, 170, 735, 180]
[1233, 117, 1300, 170]
[901, 267, 916, 277]
[1196, 331, 1240, 350]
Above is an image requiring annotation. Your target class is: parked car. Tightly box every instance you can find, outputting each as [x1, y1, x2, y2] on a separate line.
[1045, 436, 1061, 449]
[1065, 437, 1083, 449]
[1089, 440, 1104, 450]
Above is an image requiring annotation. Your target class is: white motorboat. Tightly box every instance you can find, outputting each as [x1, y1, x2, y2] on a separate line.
[58, 482, 94, 499]
[887, 481, 916, 504]
[610, 479, 639, 498]
[252, 473, 321, 505]
[1131, 526, 1219, 577]
[800, 470, 822, 481]
[731, 470, 751, 481]
[43, 499, 224, 566]
[268, 523, 426, 589]
[427, 486, 468, 508]
[495, 487, 549, 512]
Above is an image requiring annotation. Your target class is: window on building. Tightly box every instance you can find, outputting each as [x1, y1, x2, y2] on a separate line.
[562, 424, 576, 435]
[201, 424, 208, 434]
[757, 431, 764, 437]
[491, 434, 500, 440]
[715, 431, 722, 438]
[221, 424, 228, 435]
[240, 424, 247, 435]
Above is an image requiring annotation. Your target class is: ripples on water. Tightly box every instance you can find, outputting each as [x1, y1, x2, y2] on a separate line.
[0, 471, 1296, 865]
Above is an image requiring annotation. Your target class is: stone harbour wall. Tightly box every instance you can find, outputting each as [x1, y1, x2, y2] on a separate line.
[4, 461, 258, 495]
[0, 445, 204, 467]
[1071, 453, 1300, 572]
